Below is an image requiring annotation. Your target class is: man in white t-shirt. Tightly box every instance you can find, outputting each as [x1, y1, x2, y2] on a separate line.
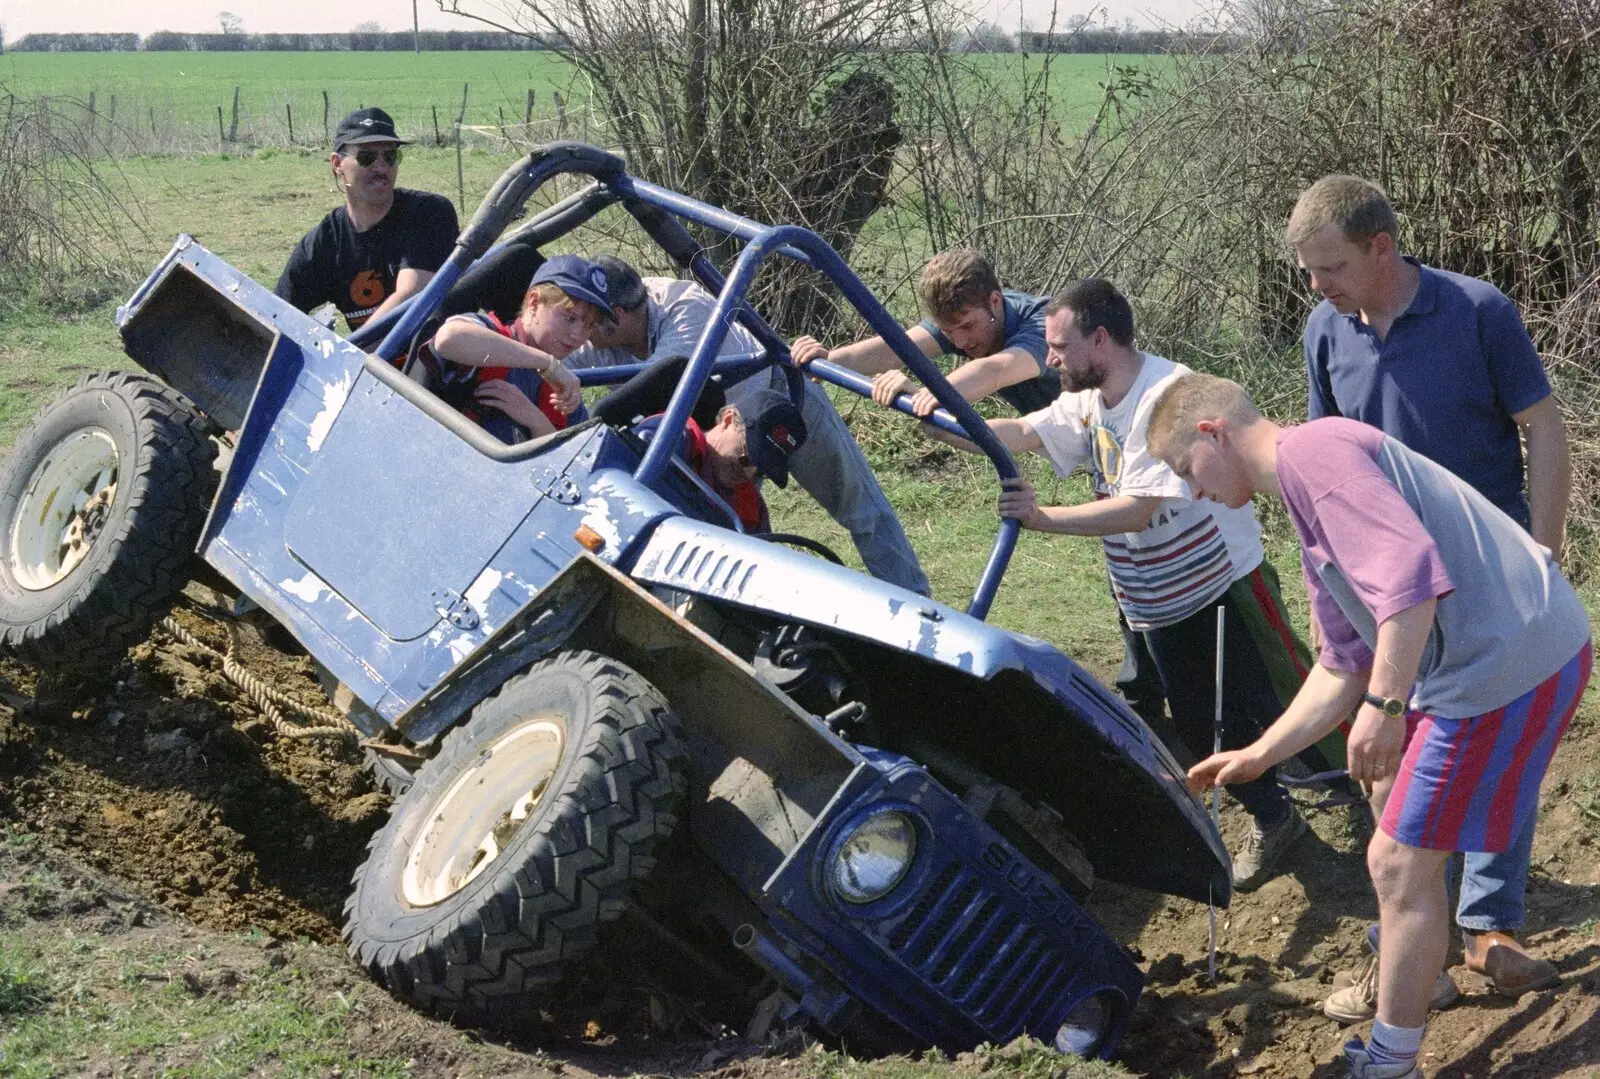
[566, 257, 929, 596]
[929, 279, 1312, 890]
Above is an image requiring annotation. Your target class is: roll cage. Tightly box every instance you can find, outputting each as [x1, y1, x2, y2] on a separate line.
[345, 142, 1023, 619]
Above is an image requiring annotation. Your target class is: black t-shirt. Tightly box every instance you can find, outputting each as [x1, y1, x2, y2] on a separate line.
[275, 188, 458, 329]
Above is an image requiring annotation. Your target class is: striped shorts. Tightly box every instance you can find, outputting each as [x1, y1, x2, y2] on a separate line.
[1382, 641, 1592, 852]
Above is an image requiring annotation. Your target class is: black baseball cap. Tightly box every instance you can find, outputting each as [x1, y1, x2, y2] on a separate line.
[741, 389, 807, 488]
[529, 255, 615, 319]
[334, 107, 411, 150]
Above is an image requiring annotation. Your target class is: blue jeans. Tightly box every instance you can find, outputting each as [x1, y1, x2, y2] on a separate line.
[729, 375, 929, 595]
[1455, 812, 1535, 932]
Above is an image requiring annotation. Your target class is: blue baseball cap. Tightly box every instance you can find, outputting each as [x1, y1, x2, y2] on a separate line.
[529, 255, 615, 319]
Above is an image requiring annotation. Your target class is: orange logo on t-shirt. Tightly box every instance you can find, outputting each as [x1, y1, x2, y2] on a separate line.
[349, 270, 386, 308]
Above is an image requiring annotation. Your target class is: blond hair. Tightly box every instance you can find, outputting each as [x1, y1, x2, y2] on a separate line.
[1286, 175, 1400, 248]
[522, 282, 602, 325]
[1146, 373, 1262, 463]
[918, 248, 1001, 320]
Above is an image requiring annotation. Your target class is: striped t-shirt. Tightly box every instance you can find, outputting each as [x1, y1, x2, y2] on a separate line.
[1025, 353, 1264, 630]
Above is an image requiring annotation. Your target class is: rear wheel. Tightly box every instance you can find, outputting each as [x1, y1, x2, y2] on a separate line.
[0, 372, 216, 671]
[342, 650, 688, 1024]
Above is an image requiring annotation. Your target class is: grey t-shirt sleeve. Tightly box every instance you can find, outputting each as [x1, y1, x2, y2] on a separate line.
[1003, 322, 1049, 373]
[650, 293, 761, 362]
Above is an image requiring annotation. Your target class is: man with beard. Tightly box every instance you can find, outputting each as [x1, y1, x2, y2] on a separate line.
[928, 278, 1313, 889]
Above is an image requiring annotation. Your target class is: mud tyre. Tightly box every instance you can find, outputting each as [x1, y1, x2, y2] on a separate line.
[342, 650, 689, 1025]
[0, 372, 216, 671]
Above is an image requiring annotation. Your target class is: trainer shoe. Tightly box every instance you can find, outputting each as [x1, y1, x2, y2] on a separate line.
[1343, 1036, 1424, 1078]
[1323, 951, 1460, 1023]
[1231, 805, 1308, 892]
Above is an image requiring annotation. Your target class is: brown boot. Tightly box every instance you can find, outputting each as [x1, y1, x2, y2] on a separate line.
[1462, 930, 1560, 994]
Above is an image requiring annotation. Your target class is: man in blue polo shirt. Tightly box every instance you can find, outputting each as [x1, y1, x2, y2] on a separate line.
[1291, 174, 1573, 1016]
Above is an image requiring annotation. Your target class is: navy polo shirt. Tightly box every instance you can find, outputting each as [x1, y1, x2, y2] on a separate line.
[921, 288, 1061, 414]
[1303, 258, 1550, 526]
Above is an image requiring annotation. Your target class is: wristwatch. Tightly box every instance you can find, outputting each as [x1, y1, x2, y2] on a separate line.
[1363, 691, 1408, 718]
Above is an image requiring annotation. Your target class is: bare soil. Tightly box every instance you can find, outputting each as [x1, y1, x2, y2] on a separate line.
[2, 601, 1597, 1078]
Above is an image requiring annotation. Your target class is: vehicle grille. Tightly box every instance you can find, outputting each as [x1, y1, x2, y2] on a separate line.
[868, 860, 1074, 1040]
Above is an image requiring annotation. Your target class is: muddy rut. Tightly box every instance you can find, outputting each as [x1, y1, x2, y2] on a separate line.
[1, 599, 1597, 1077]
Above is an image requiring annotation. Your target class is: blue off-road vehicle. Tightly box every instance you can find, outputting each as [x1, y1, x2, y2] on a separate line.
[0, 145, 1229, 1058]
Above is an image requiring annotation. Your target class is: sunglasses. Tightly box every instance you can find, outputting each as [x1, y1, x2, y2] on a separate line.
[347, 147, 401, 168]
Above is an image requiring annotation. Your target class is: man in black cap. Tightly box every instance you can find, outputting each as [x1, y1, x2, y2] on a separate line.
[275, 107, 459, 332]
[633, 389, 807, 533]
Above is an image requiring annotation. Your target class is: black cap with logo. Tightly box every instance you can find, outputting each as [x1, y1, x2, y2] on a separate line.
[741, 389, 808, 488]
[334, 107, 411, 151]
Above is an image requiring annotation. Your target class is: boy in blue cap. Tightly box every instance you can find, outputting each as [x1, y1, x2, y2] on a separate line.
[426, 254, 611, 442]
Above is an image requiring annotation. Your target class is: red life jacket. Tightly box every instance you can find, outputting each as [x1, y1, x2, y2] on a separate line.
[405, 312, 567, 432]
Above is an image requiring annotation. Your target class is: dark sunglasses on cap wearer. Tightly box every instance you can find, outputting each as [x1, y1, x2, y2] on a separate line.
[343, 147, 401, 168]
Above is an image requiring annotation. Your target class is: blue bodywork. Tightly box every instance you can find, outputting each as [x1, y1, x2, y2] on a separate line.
[114, 143, 1229, 1058]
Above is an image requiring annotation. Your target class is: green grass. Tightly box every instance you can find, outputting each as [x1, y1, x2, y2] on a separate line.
[0, 930, 414, 1078]
[0, 50, 581, 150]
[0, 50, 1164, 153]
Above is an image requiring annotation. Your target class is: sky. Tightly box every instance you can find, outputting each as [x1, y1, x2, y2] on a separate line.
[0, 0, 1218, 40]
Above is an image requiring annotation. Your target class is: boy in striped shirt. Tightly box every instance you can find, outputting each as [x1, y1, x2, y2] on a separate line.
[930, 279, 1314, 890]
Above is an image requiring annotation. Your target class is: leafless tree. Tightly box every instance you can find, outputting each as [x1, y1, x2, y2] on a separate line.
[218, 11, 245, 35]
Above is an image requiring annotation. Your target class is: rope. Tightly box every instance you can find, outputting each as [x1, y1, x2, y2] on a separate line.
[158, 614, 356, 741]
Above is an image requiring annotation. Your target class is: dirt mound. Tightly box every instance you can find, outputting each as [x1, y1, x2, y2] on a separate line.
[2, 606, 1598, 1077]
[0, 602, 387, 942]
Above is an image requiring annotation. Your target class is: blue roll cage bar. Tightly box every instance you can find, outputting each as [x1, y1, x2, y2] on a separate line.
[347, 143, 1021, 621]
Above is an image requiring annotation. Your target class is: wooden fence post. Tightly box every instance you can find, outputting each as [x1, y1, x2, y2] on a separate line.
[217, 105, 226, 146]
[286, 102, 294, 144]
[150, 107, 156, 138]
[432, 104, 442, 146]
[228, 85, 240, 142]
[525, 88, 534, 126]
[322, 90, 330, 143]
[87, 90, 96, 139]
[497, 104, 507, 143]
[553, 90, 566, 135]
[455, 82, 469, 145]
[455, 123, 465, 211]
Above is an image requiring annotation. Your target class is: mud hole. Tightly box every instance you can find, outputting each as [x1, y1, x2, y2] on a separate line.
[2, 601, 1599, 1078]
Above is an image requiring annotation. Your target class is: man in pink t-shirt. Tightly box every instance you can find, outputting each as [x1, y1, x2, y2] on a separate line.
[1143, 373, 1589, 1079]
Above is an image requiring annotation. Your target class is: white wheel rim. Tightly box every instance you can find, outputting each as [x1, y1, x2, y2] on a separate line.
[401, 718, 566, 907]
[8, 428, 120, 591]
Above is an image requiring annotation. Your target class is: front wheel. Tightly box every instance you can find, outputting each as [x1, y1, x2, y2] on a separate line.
[342, 650, 688, 1024]
[0, 372, 216, 671]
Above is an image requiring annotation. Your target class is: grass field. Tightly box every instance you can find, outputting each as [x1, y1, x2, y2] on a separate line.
[0, 50, 1157, 151]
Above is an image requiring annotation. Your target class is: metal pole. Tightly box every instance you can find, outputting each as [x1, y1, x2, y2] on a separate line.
[1208, 604, 1225, 985]
[1212, 605, 1225, 830]
[413, 0, 420, 54]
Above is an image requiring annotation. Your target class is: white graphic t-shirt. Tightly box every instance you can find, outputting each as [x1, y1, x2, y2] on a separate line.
[1024, 353, 1265, 630]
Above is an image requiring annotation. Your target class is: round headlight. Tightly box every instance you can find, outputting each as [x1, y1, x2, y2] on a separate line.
[1052, 993, 1110, 1057]
[831, 810, 916, 904]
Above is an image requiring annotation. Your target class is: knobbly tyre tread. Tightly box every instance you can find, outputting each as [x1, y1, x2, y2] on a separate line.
[363, 749, 416, 797]
[341, 650, 689, 1024]
[0, 371, 216, 672]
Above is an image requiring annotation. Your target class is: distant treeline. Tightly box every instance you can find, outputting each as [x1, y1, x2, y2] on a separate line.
[6, 27, 1217, 54]
[8, 30, 560, 52]
[1018, 29, 1224, 54]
